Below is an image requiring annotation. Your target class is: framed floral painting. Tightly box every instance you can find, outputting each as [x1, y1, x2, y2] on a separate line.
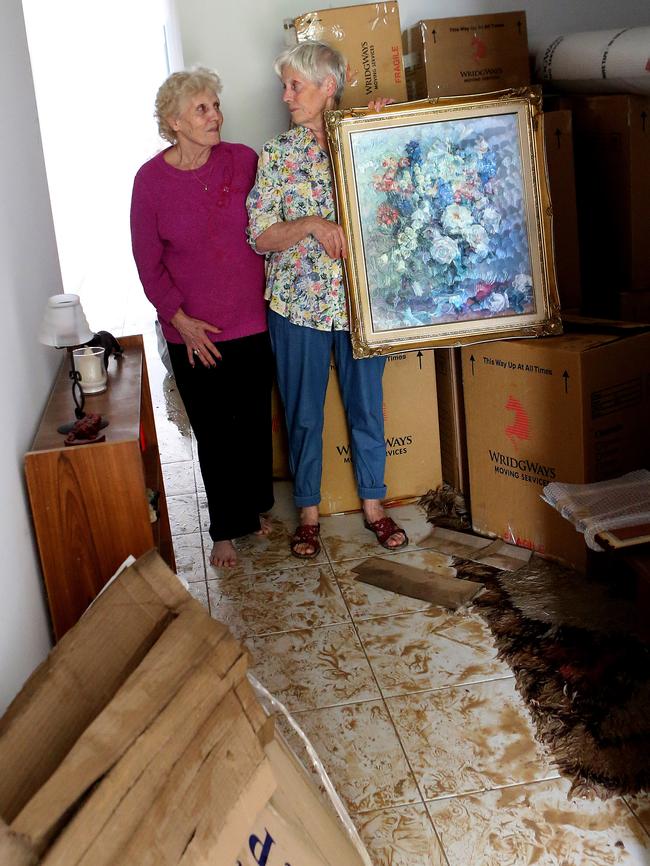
[326, 88, 562, 357]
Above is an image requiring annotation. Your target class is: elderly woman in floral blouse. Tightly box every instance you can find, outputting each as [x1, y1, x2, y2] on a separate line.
[247, 40, 407, 558]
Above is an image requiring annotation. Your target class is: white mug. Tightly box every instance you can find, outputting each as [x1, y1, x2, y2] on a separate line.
[72, 346, 108, 394]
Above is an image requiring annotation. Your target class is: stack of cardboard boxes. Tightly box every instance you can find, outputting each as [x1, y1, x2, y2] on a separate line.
[278, 4, 649, 568]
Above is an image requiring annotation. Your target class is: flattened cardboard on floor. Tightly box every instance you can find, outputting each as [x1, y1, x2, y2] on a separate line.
[462, 328, 650, 569]
[0, 552, 370, 866]
[289, 2, 407, 109]
[352, 556, 482, 608]
[402, 11, 529, 100]
[0, 550, 191, 823]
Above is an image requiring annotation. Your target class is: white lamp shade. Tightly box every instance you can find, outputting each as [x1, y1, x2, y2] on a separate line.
[38, 293, 93, 347]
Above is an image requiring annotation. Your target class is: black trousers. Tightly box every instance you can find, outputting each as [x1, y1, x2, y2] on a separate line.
[167, 331, 274, 541]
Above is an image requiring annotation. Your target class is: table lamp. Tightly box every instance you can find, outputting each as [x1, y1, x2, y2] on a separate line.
[38, 293, 95, 433]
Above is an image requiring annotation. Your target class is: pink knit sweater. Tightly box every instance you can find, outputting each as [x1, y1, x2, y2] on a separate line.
[130, 142, 267, 344]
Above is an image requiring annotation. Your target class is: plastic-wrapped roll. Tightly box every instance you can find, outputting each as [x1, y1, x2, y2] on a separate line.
[536, 26, 650, 94]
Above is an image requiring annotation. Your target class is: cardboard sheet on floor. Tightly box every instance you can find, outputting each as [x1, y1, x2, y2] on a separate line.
[425, 527, 532, 571]
[352, 556, 482, 608]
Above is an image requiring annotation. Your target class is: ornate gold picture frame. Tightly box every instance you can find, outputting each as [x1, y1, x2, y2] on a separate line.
[326, 88, 562, 357]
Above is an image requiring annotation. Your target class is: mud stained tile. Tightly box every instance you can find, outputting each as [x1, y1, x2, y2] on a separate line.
[355, 804, 447, 866]
[625, 793, 650, 837]
[167, 493, 200, 535]
[426, 778, 650, 866]
[357, 609, 510, 697]
[319, 503, 437, 564]
[186, 579, 209, 612]
[245, 624, 380, 711]
[332, 549, 457, 621]
[197, 492, 210, 533]
[161, 459, 195, 496]
[275, 701, 421, 813]
[207, 563, 350, 639]
[387, 679, 557, 800]
[172, 532, 205, 583]
[202, 520, 328, 581]
[157, 426, 193, 463]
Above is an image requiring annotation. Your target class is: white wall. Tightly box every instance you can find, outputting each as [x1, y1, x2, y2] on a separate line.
[0, 0, 63, 711]
[177, 0, 649, 150]
[22, 0, 183, 337]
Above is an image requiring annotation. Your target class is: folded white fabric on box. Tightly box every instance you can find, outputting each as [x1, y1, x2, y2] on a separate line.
[541, 469, 650, 551]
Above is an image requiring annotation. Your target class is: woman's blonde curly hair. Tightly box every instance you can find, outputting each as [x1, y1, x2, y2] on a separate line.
[155, 67, 222, 143]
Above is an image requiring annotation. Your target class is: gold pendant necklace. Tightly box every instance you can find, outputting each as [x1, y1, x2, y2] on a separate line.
[175, 145, 214, 192]
[191, 159, 214, 192]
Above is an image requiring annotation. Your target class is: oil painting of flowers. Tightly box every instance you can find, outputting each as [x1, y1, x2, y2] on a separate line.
[327, 93, 561, 355]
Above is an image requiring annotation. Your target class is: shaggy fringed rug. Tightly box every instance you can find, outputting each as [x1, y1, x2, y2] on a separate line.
[451, 554, 650, 799]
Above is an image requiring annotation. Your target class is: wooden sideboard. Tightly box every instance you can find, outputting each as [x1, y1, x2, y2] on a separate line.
[25, 334, 175, 640]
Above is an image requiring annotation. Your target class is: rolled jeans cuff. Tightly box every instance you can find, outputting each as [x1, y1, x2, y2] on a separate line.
[357, 485, 387, 501]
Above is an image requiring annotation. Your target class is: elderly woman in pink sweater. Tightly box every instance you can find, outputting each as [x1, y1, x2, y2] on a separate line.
[131, 68, 273, 568]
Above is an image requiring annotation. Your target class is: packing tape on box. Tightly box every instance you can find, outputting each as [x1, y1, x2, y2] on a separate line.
[536, 26, 650, 94]
[248, 674, 373, 866]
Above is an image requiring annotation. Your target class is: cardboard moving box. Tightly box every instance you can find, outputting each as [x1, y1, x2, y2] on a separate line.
[321, 349, 442, 515]
[434, 347, 469, 498]
[289, 2, 407, 109]
[272, 350, 443, 513]
[543, 109, 581, 311]
[402, 11, 529, 100]
[546, 94, 650, 297]
[462, 328, 650, 569]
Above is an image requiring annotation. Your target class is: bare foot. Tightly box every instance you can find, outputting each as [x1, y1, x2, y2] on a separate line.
[362, 499, 406, 548]
[210, 539, 237, 568]
[255, 515, 273, 536]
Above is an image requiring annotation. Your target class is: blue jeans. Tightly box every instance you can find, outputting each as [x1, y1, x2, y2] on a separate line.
[269, 310, 387, 508]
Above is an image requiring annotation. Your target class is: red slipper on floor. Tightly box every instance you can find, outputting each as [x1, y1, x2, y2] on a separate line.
[290, 523, 321, 559]
[364, 516, 408, 550]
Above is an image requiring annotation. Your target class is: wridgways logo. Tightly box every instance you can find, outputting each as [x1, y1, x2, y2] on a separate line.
[504, 394, 529, 450]
[471, 35, 487, 62]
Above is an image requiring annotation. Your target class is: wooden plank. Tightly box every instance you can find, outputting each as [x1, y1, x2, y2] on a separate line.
[41, 651, 249, 866]
[0, 551, 189, 822]
[13, 608, 234, 851]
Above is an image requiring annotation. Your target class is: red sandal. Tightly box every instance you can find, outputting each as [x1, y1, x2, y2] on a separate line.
[290, 523, 321, 559]
[364, 516, 408, 550]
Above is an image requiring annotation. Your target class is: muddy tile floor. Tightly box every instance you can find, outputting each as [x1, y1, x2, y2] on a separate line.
[142, 328, 650, 866]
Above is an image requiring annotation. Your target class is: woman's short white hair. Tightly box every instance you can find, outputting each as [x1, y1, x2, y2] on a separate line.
[274, 40, 347, 104]
[155, 67, 222, 143]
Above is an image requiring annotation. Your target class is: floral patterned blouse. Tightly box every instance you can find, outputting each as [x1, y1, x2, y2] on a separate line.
[246, 125, 348, 331]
